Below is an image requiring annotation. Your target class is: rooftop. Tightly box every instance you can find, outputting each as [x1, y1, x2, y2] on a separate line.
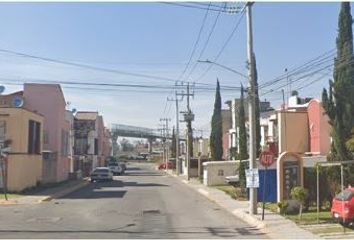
[75, 111, 99, 120]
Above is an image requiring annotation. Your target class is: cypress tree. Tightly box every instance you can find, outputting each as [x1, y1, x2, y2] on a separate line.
[322, 2, 354, 162]
[253, 54, 262, 155]
[238, 85, 248, 188]
[210, 79, 223, 161]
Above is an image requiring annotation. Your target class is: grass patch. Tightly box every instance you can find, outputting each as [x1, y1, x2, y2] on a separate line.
[0, 193, 22, 199]
[215, 185, 247, 201]
[311, 226, 354, 235]
[260, 202, 279, 213]
[285, 210, 332, 225]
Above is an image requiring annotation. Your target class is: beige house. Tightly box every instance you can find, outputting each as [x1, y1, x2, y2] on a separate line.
[0, 106, 44, 192]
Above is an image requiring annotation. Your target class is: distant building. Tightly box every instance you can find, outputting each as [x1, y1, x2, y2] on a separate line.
[225, 98, 274, 160]
[260, 95, 331, 157]
[221, 109, 232, 160]
[74, 111, 109, 176]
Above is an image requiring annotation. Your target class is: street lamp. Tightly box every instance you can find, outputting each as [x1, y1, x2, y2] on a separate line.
[197, 59, 248, 80]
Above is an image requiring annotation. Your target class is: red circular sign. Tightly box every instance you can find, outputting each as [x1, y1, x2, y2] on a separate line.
[259, 151, 275, 167]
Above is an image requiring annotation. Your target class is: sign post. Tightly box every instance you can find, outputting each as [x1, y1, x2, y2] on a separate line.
[259, 151, 275, 220]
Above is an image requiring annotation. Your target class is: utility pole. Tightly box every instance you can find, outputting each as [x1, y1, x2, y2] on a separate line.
[167, 92, 182, 175]
[177, 82, 194, 180]
[158, 124, 166, 170]
[160, 118, 170, 172]
[246, 2, 258, 215]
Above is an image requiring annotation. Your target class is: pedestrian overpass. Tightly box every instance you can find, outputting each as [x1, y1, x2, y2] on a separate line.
[109, 123, 185, 155]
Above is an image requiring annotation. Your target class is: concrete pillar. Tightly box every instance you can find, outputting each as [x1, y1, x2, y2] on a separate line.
[148, 138, 154, 153]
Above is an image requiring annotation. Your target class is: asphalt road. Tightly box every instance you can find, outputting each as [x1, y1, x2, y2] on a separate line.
[0, 162, 268, 239]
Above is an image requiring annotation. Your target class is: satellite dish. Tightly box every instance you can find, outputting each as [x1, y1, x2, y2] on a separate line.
[72, 108, 77, 113]
[0, 86, 5, 94]
[12, 96, 24, 108]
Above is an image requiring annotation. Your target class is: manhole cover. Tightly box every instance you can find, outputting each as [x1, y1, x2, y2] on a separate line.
[26, 217, 61, 223]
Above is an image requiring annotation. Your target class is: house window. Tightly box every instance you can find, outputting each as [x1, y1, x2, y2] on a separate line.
[43, 130, 49, 144]
[75, 138, 88, 155]
[0, 120, 6, 147]
[94, 138, 98, 155]
[218, 169, 224, 176]
[61, 130, 69, 156]
[28, 120, 41, 154]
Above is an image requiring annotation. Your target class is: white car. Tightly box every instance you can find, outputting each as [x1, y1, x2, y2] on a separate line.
[90, 167, 113, 182]
[108, 162, 123, 175]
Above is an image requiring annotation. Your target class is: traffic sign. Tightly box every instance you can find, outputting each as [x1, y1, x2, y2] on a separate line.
[259, 150, 275, 167]
[246, 168, 259, 188]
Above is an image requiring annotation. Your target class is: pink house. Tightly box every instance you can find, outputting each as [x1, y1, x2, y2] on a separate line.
[307, 99, 331, 155]
[23, 83, 70, 183]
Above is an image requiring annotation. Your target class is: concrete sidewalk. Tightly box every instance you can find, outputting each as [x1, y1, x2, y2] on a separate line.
[0, 178, 89, 205]
[167, 171, 320, 239]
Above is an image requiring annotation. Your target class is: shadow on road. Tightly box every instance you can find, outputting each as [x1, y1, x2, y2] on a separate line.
[92, 180, 169, 188]
[59, 179, 169, 200]
[124, 172, 164, 177]
[0, 226, 266, 238]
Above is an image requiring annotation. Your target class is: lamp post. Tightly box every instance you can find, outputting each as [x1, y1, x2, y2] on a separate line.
[197, 60, 248, 80]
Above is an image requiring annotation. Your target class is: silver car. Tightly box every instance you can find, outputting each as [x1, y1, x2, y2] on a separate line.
[90, 167, 113, 182]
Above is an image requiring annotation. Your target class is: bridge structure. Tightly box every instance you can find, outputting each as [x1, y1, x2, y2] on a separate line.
[109, 123, 185, 155]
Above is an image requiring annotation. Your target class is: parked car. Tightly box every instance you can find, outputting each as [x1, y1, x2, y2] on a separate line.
[331, 186, 354, 225]
[90, 167, 113, 182]
[158, 161, 175, 170]
[119, 162, 127, 173]
[108, 162, 123, 175]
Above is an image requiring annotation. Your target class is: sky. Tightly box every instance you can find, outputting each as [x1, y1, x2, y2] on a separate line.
[0, 2, 343, 137]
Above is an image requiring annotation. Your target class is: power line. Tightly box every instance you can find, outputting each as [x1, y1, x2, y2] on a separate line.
[178, 2, 211, 81]
[258, 48, 336, 89]
[185, 3, 224, 81]
[160, 2, 230, 13]
[0, 48, 236, 88]
[0, 76, 242, 92]
[195, 5, 246, 82]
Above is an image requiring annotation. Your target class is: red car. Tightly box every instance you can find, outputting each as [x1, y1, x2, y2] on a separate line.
[158, 161, 175, 170]
[331, 187, 354, 225]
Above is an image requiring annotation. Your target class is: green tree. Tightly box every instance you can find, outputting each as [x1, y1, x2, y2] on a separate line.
[252, 54, 262, 155]
[290, 186, 309, 220]
[210, 79, 223, 161]
[238, 85, 248, 188]
[322, 2, 354, 162]
[170, 127, 176, 158]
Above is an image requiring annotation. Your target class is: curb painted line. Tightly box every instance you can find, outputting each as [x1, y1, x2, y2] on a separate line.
[41, 181, 89, 202]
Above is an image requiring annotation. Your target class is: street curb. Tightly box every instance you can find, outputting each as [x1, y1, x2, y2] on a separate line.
[170, 172, 268, 230]
[231, 208, 266, 229]
[40, 180, 89, 202]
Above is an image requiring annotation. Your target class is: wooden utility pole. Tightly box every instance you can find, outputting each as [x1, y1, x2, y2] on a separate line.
[177, 82, 194, 180]
[167, 92, 183, 175]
